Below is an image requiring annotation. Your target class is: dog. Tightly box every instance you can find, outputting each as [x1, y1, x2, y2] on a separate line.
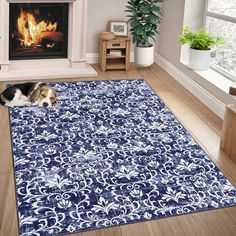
[0, 82, 57, 108]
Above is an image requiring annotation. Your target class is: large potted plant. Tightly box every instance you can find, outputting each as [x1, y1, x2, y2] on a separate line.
[125, 0, 164, 67]
[179, 27, 224, 70]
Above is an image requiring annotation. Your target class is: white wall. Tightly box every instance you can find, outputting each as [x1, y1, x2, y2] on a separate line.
[87, 0, 128, 53]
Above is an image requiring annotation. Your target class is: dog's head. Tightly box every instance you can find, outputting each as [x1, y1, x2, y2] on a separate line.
[30, 83, 57, 108]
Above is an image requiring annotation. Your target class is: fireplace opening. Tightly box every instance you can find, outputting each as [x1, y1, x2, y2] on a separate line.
[9, 3, 68, 60]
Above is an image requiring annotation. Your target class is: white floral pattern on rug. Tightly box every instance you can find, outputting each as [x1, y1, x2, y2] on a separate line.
[10, 79, 236, 236]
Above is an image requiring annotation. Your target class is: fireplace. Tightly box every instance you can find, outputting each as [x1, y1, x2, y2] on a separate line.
[0, 0, 97, 81]
[9, 3, 68, 60]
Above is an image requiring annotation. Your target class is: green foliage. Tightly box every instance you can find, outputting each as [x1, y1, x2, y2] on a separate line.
[125, 0, 164, 47]
[179, 27, 224, 50]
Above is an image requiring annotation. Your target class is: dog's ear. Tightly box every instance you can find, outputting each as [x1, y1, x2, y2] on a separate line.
[38, 83, 48, 88]
[52, 89, 57, 104]
[30, 88, 41, 103]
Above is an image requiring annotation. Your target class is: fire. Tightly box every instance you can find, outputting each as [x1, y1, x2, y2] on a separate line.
[17, 8, 57, 47]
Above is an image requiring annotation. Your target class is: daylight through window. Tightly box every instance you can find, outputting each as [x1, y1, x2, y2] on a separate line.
[205, 0, 236, 80]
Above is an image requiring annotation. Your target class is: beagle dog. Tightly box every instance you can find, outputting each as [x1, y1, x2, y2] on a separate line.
[0, 82, 57, 108]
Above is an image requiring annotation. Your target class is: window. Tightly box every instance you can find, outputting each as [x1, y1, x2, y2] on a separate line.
[204, 0, 236, 81]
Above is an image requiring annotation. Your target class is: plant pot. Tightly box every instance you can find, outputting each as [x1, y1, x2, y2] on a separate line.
[135, 45, 154, 67]
[188, 48, 211, 70]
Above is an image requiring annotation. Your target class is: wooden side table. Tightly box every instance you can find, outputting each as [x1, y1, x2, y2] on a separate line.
[229, 82, 236, 96]
[99, 37, 131, 72]
[221, 104, 236, 163]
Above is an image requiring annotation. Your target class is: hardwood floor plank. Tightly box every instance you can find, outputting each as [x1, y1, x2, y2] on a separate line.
[81, 227, 122, 236]
[0, 170, 18, 236]
[224, 206, 236, 225]
[148, 217, 199, 236]
[121, 222, 154, 236]
[0, 106, 13, 228]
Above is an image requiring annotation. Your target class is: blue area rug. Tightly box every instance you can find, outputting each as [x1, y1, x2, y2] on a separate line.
[9, 79, 236, 236]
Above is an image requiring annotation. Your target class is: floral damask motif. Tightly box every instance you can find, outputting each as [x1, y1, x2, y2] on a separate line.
[9, 79, 236, 236]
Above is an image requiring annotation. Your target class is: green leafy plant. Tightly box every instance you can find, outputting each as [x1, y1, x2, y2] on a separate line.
[125, 0, 164, 47]
[179, 27, 224, 50]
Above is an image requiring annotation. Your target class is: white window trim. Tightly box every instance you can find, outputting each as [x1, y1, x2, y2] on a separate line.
[203, 0, 236, 82]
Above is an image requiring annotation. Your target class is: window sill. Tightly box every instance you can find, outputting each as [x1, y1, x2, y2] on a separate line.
[195, 68, 234, 95]
[181, 61, 236, 101]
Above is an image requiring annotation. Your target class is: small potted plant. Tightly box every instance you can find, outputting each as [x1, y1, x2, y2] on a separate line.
[179, 27, 224, 70]
[125, 0, 164, 67]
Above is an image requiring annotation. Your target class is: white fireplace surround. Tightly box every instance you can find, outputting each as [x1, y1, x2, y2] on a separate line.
[0, 0, 97, 81]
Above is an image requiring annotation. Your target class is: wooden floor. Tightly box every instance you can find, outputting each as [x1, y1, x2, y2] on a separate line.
[0, 64, 236, 236]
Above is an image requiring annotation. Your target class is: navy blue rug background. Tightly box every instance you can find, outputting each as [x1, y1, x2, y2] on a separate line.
[9, 79, 236, 236]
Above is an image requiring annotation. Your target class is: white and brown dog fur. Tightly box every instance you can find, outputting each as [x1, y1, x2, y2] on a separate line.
[0, 82, 57, 108]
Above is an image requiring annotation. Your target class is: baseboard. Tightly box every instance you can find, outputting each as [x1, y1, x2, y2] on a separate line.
[86, 52, 135, 64]
[155, 53, 226, 119]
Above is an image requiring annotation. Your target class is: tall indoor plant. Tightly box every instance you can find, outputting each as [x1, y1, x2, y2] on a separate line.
[125, 0, 164, 67]
[179, 27, 224, 70]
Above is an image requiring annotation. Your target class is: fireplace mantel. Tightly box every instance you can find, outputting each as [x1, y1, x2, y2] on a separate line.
[0, 0, 97, 81]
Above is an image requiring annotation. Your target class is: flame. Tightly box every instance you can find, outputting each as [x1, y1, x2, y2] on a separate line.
[17, 8, 57, 47]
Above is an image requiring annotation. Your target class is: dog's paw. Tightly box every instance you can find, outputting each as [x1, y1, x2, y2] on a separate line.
[25, 101, 32, 107]
[20, 96, 29, 101]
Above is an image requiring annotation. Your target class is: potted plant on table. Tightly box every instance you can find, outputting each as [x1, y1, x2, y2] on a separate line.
[125, 0, 164, 67]
[179, 27, 224, 70]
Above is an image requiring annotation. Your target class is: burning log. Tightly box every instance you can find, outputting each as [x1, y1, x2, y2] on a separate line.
[41, 31, 63, 42]
[41, 31, 63, 49]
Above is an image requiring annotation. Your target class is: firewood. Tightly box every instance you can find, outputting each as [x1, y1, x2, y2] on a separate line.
[41, 31, 63, 42]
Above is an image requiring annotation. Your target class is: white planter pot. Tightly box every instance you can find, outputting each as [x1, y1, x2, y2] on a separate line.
[135, 45, 154, 67]
[188, 48, 211, 70]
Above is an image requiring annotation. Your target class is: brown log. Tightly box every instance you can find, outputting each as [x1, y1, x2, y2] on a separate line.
[41, 31, 63, 42]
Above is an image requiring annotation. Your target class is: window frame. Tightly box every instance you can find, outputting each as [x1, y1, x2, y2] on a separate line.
[203, 0, 236, 82]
